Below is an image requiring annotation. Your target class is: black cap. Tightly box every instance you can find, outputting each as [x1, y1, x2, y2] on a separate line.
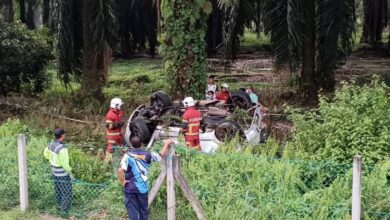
[54, 128, 66, 139]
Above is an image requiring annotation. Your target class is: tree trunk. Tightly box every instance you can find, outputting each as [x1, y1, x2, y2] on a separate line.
[361, 0, 385, 46]
[19, 0, 26, 23]
[300, 0, 317, 100]
[81, 0, 111, 100]
[42, 0, 50, 26]
[206, 0, 223, 54]
[26, 0, 35, 29]
[0, 0, 14, 22]
[255, 1, 261, 39]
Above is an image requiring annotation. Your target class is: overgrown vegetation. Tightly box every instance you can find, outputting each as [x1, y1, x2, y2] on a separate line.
[0, 19, 53, 96]
[285, 78, 390, 164]
[1, 110, 390, 219]
[161, 0, 211, 99]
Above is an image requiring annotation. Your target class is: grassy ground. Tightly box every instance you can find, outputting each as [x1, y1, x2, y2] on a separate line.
[240, 31, 270, 47]
[0, 209, 41, 220]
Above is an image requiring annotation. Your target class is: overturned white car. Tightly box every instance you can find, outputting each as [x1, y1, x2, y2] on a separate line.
[125, 91, 268, 153]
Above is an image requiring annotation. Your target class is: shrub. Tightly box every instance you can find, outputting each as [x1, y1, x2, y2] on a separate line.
[0, 19, 53, 96]
[285, 78, 390, 164]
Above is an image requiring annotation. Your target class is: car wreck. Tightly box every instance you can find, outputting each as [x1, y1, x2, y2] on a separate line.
[125, 91, 268, 153]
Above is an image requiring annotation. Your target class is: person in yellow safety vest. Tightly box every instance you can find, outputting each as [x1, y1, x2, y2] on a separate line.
[43, 128, 74, 216]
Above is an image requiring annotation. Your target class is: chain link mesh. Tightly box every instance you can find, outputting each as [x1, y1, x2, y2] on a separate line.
[1, 139, 390, 219]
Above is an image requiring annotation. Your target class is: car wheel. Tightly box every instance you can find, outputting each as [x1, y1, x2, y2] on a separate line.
[228, 91, 252, 110]
[215, 120, 244, 142]
[260, 131, 268, 143]
[130, 118, 151, 144]
[150, 91, 172, 109]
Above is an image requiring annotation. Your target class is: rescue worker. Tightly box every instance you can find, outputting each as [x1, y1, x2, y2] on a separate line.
[105, 98, 125, 163]
[181, 97, 202, 150]
[118, 137, 173, 220]
[43, 128, 73, 215]
[215, 83, 231, 103]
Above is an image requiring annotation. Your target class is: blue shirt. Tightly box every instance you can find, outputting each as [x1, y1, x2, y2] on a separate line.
[120, 149, 162, 193]
[249, 93, 258, 105]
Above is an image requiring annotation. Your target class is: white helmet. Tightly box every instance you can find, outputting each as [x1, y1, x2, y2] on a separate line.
[183, 97, 195, 107]
[110, 98, 123, 109]
[221, 83, 229, 89]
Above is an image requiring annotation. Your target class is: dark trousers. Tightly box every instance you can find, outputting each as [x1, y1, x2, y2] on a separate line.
[53, 175, 72, 213]
[124, 192, 148, 220]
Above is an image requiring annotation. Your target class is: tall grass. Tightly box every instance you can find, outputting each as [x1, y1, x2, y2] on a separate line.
[1, 120, 390, 219]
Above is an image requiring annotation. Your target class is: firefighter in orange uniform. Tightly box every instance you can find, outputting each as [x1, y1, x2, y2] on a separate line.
[181, 97, 202, 151]
[105, 98, 125, 162]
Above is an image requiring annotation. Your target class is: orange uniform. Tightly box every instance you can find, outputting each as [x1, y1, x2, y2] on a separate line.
[105, 108, 124, 153]
[182, 107, 202, 150]
[216, 91, 230, 102]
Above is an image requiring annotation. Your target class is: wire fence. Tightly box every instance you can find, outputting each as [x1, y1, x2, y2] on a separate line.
[1, 137, 390, 219]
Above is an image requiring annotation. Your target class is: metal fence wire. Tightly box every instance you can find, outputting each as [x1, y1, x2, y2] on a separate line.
[1, 139, 390, 219]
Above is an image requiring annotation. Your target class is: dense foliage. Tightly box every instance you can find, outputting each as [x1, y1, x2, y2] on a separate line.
[285, 78, 390, 164]
[0, 20, 53, 96]
[1, 120, 390, 219]
[160, 0, 211, 99]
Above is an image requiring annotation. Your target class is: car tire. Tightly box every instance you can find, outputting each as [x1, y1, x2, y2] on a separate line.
[260, 131, 268, 143]
[130, 118, 151, 144]
[228, 91, 252, 110]
[150, 91, 172, 109]
[215, 120, 244, 142]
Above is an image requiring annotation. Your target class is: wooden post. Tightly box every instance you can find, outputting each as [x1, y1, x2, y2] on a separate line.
[148, 159, 167, 205]
[352, 155, 362, 220]
[167, 148, 175, 220]
[173, 156, 206, 220]
[17, 134, 28, 212]
[148, 144, 206, 219]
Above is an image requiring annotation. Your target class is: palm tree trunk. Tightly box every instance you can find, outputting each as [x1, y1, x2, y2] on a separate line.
[42, 0, 50, 26]
[255, 1, 261, 39]
[361, 0, 385, 46]
[26, 0, 36, 29]
[0, 0, 14, 22]
[19, 0, 26, 23]
[300, 0, 317, 100]
[81, 0, 111, 100]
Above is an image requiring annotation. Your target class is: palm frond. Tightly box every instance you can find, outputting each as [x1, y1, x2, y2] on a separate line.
[85, 0, 117, 55]
[316, 0, 355, 90]
[58, 0, 82, 85]
[263, 0, 291, 69]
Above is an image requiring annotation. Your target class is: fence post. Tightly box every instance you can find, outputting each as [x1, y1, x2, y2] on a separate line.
[17, 134, 29, 212]
[167, 147, 175, 220]
[352, 155, 362, 220]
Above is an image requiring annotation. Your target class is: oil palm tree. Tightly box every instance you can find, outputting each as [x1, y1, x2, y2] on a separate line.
[0, 0, 14, 22]
[360, 0, 387, 46]
[81, 0, 116, 99]
[219, 0, 355, 99]
[263, 0, 355, 98]
[57, 0, 116, 100]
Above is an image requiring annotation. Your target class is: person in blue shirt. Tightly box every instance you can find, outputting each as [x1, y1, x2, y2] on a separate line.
[118, 137, 173, 220]
[246, 85, 259, 105]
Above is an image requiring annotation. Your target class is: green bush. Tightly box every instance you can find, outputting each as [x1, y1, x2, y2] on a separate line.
[285, 78, 390, 164]
[69, 148, 112, 183]
[0, 19, 53, 95]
